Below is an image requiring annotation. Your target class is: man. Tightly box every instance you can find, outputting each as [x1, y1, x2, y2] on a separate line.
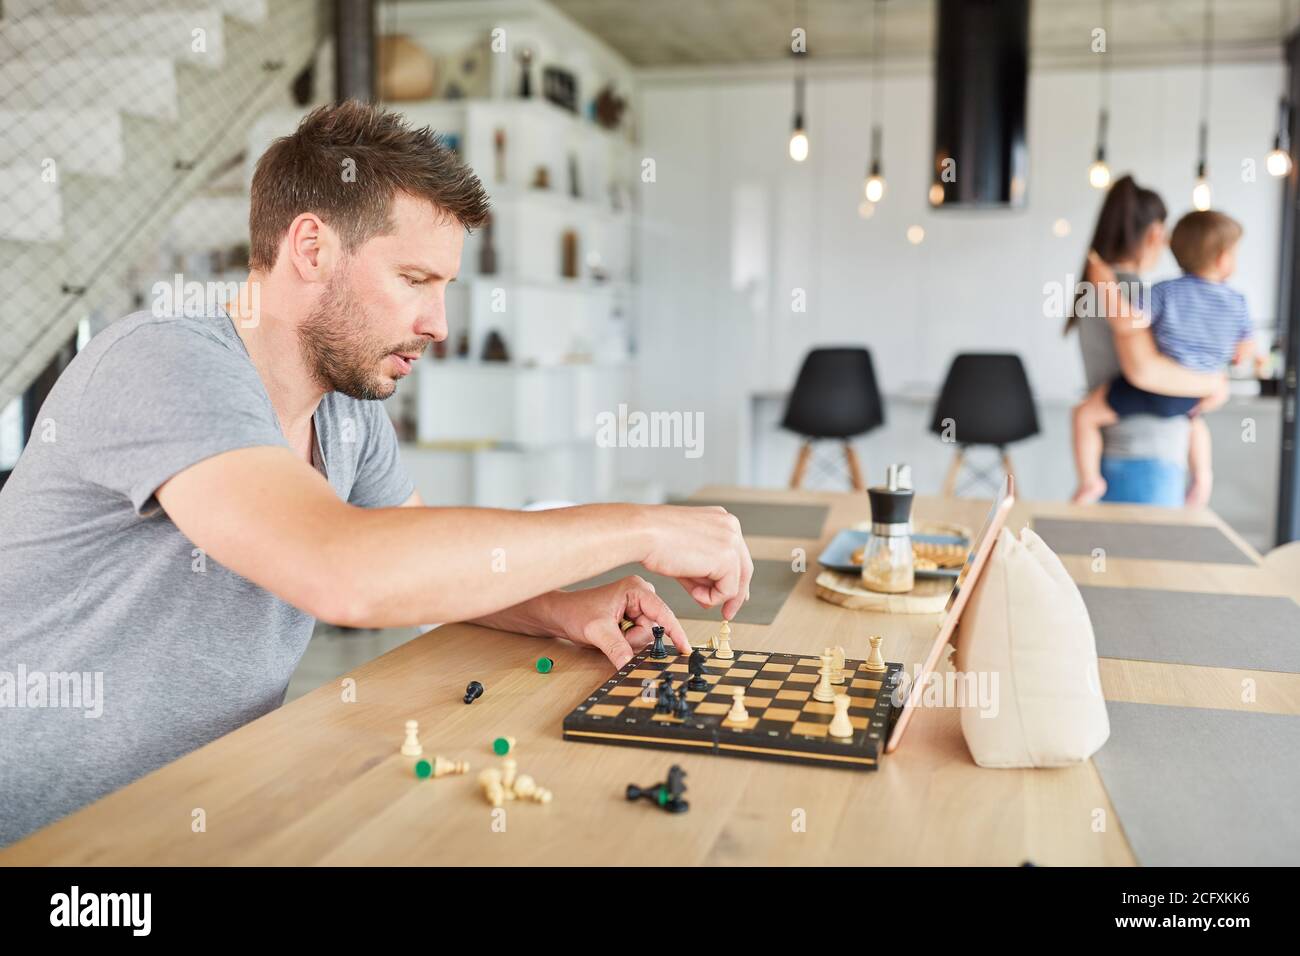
[0, 101, 752, 846]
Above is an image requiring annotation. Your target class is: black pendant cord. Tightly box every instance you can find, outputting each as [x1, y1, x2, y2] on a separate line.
[1197, 0, 1215, 174]
[1096, 0, 1111, 162]
[868, 0, 889, 167]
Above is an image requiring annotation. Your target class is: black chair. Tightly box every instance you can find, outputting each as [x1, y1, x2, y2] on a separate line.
[929, 353, 1039, 496]
[781, 348, 885, 490]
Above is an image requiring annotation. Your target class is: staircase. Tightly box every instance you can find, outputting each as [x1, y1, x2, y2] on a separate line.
[0, 0, 325, 409]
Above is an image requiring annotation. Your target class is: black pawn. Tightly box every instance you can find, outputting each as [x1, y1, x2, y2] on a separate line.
[655, 675, 676, 714]
[673, 690, 692, 721]
[649, 625, 667, 659]
[687, 648, 709, 691]
[463, 680, 484, 704]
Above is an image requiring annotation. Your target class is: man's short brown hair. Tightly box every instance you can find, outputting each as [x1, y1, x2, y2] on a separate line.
[1168, 210, 1243, 274]
[249, 100, 489, 271]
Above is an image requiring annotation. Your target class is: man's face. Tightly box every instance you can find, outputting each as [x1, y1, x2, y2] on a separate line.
[298, 192, 464, 401]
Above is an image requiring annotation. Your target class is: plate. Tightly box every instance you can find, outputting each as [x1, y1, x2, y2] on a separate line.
[817, 529, 969, 579]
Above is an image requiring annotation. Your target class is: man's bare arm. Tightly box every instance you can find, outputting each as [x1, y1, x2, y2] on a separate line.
[156, 446, 751, 629]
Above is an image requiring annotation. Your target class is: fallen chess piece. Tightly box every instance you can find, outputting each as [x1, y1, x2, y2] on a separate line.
[492, 735, 516, 756]
[464, 680, 485, 704]
[513, 774, 553, 804]
[415, 755, 470, 779]
[536, 656, 554, 673]
[625, 764, 689, 814]
[479, 758, 553, 807]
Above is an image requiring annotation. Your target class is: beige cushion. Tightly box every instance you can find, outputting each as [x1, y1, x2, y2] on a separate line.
[952, 526, 1109, 768]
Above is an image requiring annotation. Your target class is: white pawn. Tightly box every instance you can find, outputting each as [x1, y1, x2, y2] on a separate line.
[501, 756, 518, 796]
[828, 694, 853, 739]
[830, 645, 846, 685]
[726, 686, 749, 722]
[714, 620, 734, 660]
[812, 651, 836, 703]
[432, 756, 470, 778]
[400, 719, 422, 757]
[865, 635, 888, 673]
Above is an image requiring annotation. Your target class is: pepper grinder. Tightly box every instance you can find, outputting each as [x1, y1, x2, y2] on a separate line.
[860, 463, 914, 594]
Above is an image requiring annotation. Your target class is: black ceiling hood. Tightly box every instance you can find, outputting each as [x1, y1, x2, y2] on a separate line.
[932, 0, 1029, 208]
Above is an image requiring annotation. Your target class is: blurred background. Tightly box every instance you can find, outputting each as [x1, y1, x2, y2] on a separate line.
[2, 1, 1297, 683]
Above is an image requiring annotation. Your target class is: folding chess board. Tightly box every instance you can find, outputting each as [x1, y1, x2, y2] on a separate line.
[562, 646, 903, 771]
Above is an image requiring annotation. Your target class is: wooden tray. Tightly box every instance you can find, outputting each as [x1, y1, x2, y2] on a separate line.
[814, 569, 952, 614]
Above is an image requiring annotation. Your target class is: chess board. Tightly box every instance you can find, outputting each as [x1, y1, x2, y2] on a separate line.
[562, 646, 903, 771]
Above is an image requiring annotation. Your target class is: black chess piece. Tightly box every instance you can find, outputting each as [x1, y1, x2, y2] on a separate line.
[649, 625, 667, 659]
[463, 680, 484, 704]
[673, 690, 692, 721]
[687, 648, 709, 691]
[625, 764, 689, 814]
[655, 675, 676, 714]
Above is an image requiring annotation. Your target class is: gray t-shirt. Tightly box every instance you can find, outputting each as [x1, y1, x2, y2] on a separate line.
[0, 310, 412, 846]
[1075, 271, 1190, 465]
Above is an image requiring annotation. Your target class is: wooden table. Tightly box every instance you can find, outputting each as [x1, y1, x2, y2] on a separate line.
[5, 487, 1298, 866]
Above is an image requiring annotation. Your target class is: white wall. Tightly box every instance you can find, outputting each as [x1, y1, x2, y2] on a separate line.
[632, 60, 1286, 497]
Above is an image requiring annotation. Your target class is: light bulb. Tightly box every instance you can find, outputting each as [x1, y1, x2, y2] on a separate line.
[928, 182, 945, 206]
[906, 225, 925, 245]
[864, 174, 885, 203]
[1088, 159, 1111, 189]
[789, 128, 809, 162]
[1192, 177, 1212, 211]
[1267, 147, 1293, 177]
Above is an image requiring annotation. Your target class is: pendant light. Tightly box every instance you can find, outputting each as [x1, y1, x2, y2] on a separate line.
[1268, 98, 1293, 177]
[1192, 0, 1215, 211]
[1268, 2, 1294, 177]
[863, 1, 887, 203]
[789, 0, 809, 162]
[1088, 0, 1112, 189]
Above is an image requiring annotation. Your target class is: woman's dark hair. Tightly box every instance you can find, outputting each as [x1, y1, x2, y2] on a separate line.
[1064, 174, 1167, 334]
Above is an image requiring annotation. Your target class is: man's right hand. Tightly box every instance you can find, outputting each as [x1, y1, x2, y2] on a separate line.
[635, 505, 754, 621]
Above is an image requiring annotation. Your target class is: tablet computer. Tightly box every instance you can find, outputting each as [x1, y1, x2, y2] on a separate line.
[884, 474, 1015, 754]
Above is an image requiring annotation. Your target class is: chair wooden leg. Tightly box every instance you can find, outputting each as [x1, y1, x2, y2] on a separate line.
[790, 441, 813, 489]
[843, 442, 864, 491]
[942, 449, 965, 497]
[1001, 452, 1017, 491]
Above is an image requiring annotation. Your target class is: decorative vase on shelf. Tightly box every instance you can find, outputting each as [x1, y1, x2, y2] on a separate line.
[561, 230, 579, 279]
[516, 48, 533, 98]
[493, 128, 506, 184]
[482, 330, 510, 363]
[478, 215, 497, 276]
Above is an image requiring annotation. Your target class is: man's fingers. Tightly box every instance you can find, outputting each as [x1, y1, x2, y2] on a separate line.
[583, 619, 635, 670]
[626, 586, 690, 654]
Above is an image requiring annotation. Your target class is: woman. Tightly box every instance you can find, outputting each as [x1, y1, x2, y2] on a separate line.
[1065, 175, 1227, 506]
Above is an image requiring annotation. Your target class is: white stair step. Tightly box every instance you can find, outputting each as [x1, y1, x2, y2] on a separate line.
[2, 0, 268, 26]
[168, 194, 249, 250]
[0, 57, 178, 120]
[0, 166, 63, 242]
[0, 12, 226, 70]
[0, 109, 124, 177]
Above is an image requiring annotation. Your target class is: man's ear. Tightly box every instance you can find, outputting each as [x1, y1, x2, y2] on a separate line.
[284, 213, 336, 282]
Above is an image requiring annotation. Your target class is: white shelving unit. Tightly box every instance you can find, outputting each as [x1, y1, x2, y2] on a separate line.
[389, 11, 640, 508]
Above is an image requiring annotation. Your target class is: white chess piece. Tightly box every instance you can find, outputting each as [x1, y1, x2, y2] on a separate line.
[828, 694, 853, 739]
[714, 620, 734, 660]
[400, 719, 422, 757]
[813, 651, 836, 702]
[865, 635, 888, 673]
[726, 686, 749, 722]
[830, 645, 846, 685]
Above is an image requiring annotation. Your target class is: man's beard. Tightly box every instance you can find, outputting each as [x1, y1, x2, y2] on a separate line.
[297, 272, 425, 401]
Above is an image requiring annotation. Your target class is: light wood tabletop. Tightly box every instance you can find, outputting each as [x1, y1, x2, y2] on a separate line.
[5, 487, 1298, 866]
